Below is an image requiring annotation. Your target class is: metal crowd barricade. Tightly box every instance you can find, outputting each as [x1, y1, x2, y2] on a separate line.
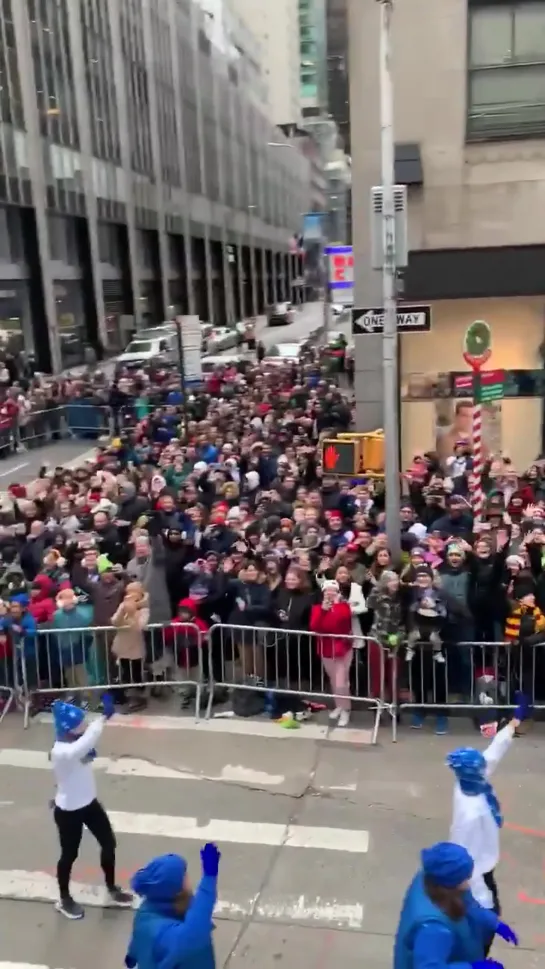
[391, 639, 542, 740]
[15, 403, 114, 452]
[205, 622, 395, 743]
[0, 649, 17, 723]
[18, 621, 204, 728]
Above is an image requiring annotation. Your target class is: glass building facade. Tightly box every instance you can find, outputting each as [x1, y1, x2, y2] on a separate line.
[0, 0, 311, 371]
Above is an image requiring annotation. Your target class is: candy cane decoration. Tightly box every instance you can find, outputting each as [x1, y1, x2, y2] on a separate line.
[471, 403, 484, 520]
[463, 320, 492, 525]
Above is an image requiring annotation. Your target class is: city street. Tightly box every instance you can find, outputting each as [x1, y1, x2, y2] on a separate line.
[0, 715, 543, 969]
[2, 301, 347, 487]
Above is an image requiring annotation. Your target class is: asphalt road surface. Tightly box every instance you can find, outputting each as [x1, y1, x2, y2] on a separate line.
[4, 302, 350, 488]
[0, 715, 543, 969]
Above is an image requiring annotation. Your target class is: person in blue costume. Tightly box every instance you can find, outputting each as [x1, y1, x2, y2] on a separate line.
[125, 843, 220, 969]
[50, 694, 133, 920]
[394, 842, 518, 969]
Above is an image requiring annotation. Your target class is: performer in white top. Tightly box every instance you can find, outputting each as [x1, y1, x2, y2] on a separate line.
[446, 692, 530, 953]
[50, 694, 132, 920]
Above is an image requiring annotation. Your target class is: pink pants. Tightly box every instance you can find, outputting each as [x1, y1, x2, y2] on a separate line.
[321, 649, 353, 711]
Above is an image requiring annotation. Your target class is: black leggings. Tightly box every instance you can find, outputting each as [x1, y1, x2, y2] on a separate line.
[483, 869, 501, 956]
[54, 798, 116, 896]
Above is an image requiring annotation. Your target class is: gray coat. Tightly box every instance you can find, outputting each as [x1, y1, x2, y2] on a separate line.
[126, 538, 171, 624]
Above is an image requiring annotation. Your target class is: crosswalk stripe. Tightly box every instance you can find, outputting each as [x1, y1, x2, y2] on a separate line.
[0, 871, 365, 929]
[0, 963, 73, 969]
[0, 749, 286, 786]
[32, 713, 375, 745]
[107, 811, 369, 851]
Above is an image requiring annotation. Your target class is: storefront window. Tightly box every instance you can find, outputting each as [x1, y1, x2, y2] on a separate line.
[402, 369, 545, 400]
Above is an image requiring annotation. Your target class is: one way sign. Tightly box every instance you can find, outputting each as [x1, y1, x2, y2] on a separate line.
[351, 304, 432, 335]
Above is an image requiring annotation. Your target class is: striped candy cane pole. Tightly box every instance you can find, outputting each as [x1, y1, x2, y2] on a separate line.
[472, 402, 484, 520]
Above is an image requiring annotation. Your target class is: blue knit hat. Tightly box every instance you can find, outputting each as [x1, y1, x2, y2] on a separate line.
[52, 700, 86, 738]
[421, 842, 473, 887]
[446, 747, 486, 782]
[131, 854, 187, 901]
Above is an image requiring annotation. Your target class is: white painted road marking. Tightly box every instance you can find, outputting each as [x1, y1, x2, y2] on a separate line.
[107, 810, 370, 852]
[0, 462, 29, 478]
[0, 872, 365, 928]
[0, 749, 286, 786]
[33, 711, 374, 744]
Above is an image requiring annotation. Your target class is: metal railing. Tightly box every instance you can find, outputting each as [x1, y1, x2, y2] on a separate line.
[183, 622, 391, 742]
[0, 403, 114, 459]
[390, 639, 545, 740]
[1, 621, 395, 742]
[13, 621, 204, 728]
[10, 624, 539, 744]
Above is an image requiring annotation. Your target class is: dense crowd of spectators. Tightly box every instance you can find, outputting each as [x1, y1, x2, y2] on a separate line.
[0, 346, 544, 734]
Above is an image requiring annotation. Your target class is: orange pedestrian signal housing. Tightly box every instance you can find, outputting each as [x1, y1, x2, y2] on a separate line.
[322, 431, 385, 476]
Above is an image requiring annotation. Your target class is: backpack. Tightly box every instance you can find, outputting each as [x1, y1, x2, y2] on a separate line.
[231, 685, 265, 718]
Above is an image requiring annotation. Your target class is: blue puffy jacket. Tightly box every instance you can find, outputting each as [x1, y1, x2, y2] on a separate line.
[126, 874, 216, 969]
[394, 872, 498, 969]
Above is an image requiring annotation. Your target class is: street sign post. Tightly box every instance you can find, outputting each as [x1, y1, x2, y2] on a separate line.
[477, 369, 505, 403]
[351, 304, 432, 335]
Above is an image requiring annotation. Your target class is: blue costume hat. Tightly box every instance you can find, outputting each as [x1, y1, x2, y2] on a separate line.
[446, 746, 503, 828]
[52, 700, 86, 739]
[131, 853, 187, 902]
[421, 842, 473, 888]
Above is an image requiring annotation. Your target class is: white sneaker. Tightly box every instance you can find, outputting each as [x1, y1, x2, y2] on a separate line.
[329, 706, 342, 721]
[337, 710, 350, 728]
[433, 652, 446, 663]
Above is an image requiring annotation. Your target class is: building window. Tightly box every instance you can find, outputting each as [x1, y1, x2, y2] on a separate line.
[467, 1, 545, 140]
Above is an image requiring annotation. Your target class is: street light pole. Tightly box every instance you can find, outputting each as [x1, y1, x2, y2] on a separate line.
[378, 0, 401, 561]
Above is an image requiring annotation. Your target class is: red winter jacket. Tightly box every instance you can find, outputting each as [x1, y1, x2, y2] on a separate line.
[28, 575, 56, 625]
[164, 598, 209, 668]
[310, 601, 352, 659]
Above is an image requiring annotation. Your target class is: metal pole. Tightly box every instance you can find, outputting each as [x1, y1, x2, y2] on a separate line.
[379, 0, 401, 561]
[175, 318, 188, 437]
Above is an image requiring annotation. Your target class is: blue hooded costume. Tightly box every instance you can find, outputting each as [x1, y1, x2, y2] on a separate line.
[394, 842, 499, 969]
[126, 854, 216, 969]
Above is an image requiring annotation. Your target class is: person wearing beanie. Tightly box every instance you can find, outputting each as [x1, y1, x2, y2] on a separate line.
[125, 844, 220, 969]
[446, 693, 530, 953]
[406, 565, 446, 664]
[50, 695, 132, 919]
[394, 841, 518, 969]
[504, 573, 545, 643]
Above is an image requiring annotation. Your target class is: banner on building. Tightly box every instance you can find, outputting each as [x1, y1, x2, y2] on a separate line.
[325, 244, 353, 306]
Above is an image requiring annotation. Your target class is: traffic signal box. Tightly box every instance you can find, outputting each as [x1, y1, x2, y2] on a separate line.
[321, 431, 385, 476]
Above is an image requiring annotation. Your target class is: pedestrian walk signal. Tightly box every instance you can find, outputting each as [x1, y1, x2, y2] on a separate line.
[322, 439, 356, 476]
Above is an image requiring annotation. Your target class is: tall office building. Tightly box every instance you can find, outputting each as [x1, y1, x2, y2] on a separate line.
[231, 0, 301, 126]
[349, 0, 545, 470]
[0, 0, 311, 372]
[325, 0, 349, 153]
[298, 0, 328, 118]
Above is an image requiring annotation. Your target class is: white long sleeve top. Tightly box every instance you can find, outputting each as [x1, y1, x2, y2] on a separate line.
[449, 722, 514, 908]
[51, 718, 105, 811]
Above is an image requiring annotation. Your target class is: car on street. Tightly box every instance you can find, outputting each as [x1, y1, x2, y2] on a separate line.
[116, 334, 178, 369]
[202, 353, 248, 373]
[267, 301, 295, 327]
[263, 342, 307, 367]
[207, 326, 239, 352]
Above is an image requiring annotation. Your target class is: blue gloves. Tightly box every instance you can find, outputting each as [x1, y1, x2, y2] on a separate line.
[472, 962, 504, 969]
[102, 693, 116, 720]
[201, 842, 221, 877]
[124, 956, 136, 969]
[496, 921, 519, 945]
[514, 691, 532, 723]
